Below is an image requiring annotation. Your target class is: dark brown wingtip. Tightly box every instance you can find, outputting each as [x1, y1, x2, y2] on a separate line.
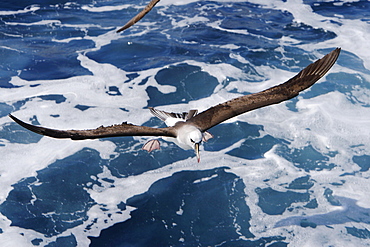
[327, 47, 341, 66]
[116, 23, 133, 33]
[8, 113, 17, 122]
[329, 47, 341, 65]
[8, 114, 35, 131]
[116, 0, 161, 33]
[9, 114, 74, 139]
[9, 114, 42, 135]
[282, 47, 341, 94]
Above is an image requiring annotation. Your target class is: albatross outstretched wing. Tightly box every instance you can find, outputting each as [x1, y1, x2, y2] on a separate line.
[117, 0, 161, 33]
[8, 114, 176, 140]
[9, 48, 340, 140]
[188, 48, 341, 132]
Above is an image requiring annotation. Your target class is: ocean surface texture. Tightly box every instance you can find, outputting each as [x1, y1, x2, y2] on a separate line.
[1, 0, 370, 246]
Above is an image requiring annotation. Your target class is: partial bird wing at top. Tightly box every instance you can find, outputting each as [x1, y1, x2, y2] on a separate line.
[8, 114, 176, 140]
[188, 48, 341, 132]
[117, 0, 161, 33]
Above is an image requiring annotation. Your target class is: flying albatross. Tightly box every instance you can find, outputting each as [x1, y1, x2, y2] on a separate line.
[9, 48, 340, 162]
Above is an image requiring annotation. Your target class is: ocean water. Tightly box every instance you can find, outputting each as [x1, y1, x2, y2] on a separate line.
[1, 0, 370, 246]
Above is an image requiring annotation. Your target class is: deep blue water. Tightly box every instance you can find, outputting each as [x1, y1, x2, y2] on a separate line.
[1, 0, 370, 246]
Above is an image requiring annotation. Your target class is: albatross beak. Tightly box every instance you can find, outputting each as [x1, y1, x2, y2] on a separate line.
[195, 143, 200, 163]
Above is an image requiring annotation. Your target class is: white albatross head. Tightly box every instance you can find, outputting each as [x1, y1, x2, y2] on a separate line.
[175, 124, 203, 162]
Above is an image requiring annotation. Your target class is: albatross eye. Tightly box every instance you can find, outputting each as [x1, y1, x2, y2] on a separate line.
[190, 138, 194, 143]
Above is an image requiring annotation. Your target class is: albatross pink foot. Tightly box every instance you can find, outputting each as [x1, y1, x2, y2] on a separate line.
[142, 139, 161, 152]
[202, 131, 213, 142]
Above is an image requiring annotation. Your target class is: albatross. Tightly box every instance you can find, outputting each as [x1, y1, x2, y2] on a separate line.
[9, 48, 340, 162]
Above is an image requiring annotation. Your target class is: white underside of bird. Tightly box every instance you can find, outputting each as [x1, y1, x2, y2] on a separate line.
[142, 108, 213, 162]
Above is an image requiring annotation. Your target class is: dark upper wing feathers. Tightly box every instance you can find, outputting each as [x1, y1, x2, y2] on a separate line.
[8, 114, 176, 140]
[188, 48, 341, 132]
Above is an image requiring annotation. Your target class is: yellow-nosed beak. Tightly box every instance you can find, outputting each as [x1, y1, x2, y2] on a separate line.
[195, 143, 200, 163]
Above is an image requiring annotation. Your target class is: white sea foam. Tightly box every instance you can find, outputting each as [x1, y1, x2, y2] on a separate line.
[0, 5, 40, 16]
[81, 4, 132, 13]
[249, 0, 370, 69]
